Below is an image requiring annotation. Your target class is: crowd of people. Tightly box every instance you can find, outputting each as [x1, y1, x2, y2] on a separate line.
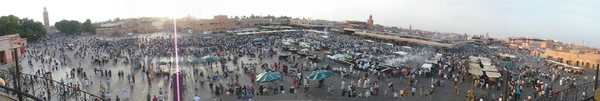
[6, 29, 592, 101]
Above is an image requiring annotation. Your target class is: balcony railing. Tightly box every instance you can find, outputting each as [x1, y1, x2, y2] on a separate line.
[0, 69, 105, 101]
[0, 85, 43, 101]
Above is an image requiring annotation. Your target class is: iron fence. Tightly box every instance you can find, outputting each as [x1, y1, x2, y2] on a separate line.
[535, 81, 597, 101]
[0, 69, 105, 101]
[0, 85, 43, 101]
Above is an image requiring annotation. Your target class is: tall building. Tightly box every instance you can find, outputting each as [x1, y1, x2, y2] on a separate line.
[366, 15, 374, 30]
[43, 7, 50, 33]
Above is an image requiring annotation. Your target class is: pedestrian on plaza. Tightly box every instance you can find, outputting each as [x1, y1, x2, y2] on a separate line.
[194, 95, 200, 101]
[394, 91, 398, 99]
[411, 87, 416, 96]
[106, 79, 111, 90]
[106, 92, 111, 100]
[327, 84, 332, 97]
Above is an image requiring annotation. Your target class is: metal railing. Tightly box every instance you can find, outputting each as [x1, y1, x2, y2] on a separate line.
[0, 69, 105, 101]
[0, 85, 43, 101]
[535, 81, 597, 101]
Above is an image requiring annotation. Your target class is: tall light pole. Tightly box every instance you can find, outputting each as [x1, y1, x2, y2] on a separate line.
[12, 48, 23, 101]
[595, 63, 599, 90]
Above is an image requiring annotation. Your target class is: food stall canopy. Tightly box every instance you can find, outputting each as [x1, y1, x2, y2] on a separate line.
[486, 72, 502, 78]
[572, 66, 584, 70]
[435, 53, 443, 57]
[384, 43, 394, 47]
[236, 30, 300, 35]
[393, 51, 408, 56]
[547, 60, 583, 69]
[498, 53, 516, 58]
[425, 59, 438, 64]
[469, 63, 498, 72]
[468, 70, 501, 78]
[401, 46, 412, 49]
[481, 61, 492, 65]
[422, 63, 433, 72]
[282, 42, 291, 45]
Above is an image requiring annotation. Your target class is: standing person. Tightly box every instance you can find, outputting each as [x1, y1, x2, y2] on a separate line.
[193, 95, 200, 101]
[123, 87, 130, 99]
[411, 87, 416, 96]
[106, 79, 111, 90]
[455, 86, 460, 95]
[147, 93, 151, 101]
[327, 84, 332, 97]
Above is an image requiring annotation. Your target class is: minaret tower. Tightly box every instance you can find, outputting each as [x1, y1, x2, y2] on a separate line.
[367, 15, 374, 30]
[43, 7, 50, 33]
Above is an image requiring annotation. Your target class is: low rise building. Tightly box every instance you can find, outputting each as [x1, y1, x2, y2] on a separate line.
[163, 15, 237, 34]
[0, 34, 27, 65]
[537, 49, 600, 68]
[290, 19, 333, 28]
[96, 18, 161, 36]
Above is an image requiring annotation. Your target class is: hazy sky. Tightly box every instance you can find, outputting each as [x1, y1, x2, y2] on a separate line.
[2, 0, 599, 47]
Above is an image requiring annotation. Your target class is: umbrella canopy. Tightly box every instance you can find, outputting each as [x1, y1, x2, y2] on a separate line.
[191, 59, 206, 64]
[503, 62, 516, 67]
[307, 70, 333, 80]
[159, 62, 168, 65]
[255, 72, 282, 83]
[202, 56, 220, 62]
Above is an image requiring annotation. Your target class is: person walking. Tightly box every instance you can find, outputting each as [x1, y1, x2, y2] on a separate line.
[106, 79, 111, 90]
[123, 87, 130, 99]
[147, 93, 151, 101]
[194, 95, 200, 101]
[411, 87, 416, 96]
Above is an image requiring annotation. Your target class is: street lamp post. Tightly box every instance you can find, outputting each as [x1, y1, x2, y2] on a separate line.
[595, 63, 599, 90]
[12, 48, 23, 101]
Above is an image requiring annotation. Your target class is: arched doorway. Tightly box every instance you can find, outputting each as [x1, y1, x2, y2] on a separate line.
[576, 61, 580, 66]
[586, 63, 590, 68]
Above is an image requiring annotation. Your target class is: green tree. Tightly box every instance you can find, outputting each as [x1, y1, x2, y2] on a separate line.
[234, 16, 239, 19]
[0, 15, 47, 42]
[54, 20, 82, 35]
[0, 15, 21, 36]
[82, 19, 96, 34]
[18, 18, 47, 42]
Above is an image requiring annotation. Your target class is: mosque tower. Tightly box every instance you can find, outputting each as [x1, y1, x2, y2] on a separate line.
[367, 15, 374, 30]
[43, 7, 50, 33]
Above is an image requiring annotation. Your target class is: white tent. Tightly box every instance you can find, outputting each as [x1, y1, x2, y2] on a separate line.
[435, 53, 443, 57]
[384, 43, 394, 47]
[468, 70, 501, 78]
[401, 46, 412, 49]
[422, 63, 433, 72]
[393, 51, 408, 55]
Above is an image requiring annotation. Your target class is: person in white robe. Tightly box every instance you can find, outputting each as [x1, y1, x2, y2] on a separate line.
[123, 87, 130, 99]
